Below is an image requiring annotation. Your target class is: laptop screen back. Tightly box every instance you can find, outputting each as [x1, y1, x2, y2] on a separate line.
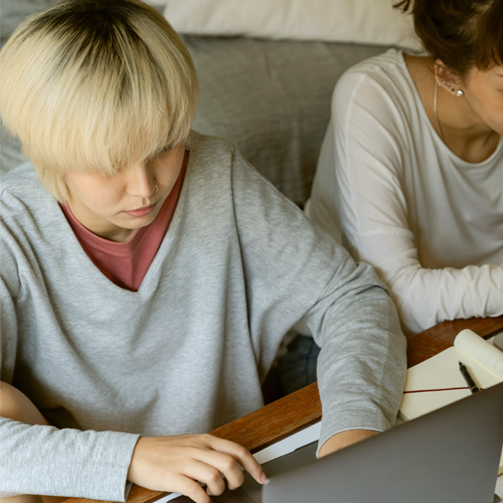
[263, 381, 503, 503]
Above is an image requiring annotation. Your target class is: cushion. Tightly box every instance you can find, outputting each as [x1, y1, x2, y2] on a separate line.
[165, 0, 421, 51]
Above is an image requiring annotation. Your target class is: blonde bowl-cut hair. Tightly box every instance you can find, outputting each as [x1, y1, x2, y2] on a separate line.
[0, 0, 199, 201]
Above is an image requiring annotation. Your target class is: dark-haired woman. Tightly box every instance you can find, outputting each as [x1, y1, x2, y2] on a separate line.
[306, 0, 503, 334]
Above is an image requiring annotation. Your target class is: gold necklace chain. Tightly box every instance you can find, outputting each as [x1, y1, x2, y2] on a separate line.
[433, 82, 444, 142]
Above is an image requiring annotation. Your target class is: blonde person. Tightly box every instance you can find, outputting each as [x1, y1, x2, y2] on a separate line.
[306, 0, 503, 335]
[0, 1, 406, 502]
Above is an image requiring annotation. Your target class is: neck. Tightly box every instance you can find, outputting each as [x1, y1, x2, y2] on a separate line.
[404, 53, 500, 163]
[435, 86, 500, 162]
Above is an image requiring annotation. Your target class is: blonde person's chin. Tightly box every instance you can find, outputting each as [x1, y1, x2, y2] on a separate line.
[123, 213, 157, 230]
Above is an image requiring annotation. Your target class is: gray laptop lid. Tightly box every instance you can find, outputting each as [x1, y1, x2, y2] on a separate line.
[264, 381, 503, 503]
[174, 381, 503, 503]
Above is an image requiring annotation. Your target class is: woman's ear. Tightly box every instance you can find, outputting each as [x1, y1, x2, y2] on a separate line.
[434, 59, 464, 97]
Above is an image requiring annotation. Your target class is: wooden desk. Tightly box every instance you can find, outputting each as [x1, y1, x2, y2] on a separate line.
[69, 315, 503, 503]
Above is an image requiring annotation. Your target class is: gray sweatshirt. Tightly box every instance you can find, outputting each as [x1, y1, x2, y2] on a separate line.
[0, 132, 406, 500]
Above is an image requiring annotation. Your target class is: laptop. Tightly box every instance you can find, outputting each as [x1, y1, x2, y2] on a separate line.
[172, 381, 503, 503]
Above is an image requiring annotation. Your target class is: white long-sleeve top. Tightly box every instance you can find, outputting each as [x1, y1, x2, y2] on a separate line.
[306, 49, 503, 335]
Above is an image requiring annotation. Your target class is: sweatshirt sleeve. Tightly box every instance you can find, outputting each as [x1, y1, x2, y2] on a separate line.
[0, 418, 139, 501]
[0, 222, 140, 501]
[229, 150, 407, 454]
[310, 69, 503, 335]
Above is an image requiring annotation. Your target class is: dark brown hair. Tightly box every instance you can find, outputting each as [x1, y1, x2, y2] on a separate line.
[395, 0, 503, 76]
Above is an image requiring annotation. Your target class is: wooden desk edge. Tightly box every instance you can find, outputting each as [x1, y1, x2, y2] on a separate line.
[65, 316, 503, 503]
[407, 316, 503, 367]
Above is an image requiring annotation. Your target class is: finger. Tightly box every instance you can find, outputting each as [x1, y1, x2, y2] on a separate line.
[184, 459, 227, 497]
[205, 436, 267, 485]
[172, 474, 212, 503]
[192, 450, 244, 490]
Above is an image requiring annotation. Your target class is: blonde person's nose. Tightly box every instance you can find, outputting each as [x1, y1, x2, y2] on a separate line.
[127, 162, 156, 198]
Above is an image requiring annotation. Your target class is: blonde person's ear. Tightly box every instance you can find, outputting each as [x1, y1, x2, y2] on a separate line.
[434, 59, 464, 97]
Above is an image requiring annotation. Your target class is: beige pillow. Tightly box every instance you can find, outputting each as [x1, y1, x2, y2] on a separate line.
[164, 0, 421, 51]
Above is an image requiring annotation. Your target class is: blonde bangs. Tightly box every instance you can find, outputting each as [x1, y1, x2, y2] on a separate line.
[0, 0, 198, 201]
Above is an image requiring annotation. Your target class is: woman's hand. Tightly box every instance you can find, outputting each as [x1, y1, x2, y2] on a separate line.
[127, 433, 267, 503]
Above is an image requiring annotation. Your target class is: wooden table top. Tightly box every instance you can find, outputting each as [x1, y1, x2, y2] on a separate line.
[67, 315, 503, 503]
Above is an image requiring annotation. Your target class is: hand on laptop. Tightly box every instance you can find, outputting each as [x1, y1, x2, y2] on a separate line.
[318, 429, 378, 458]
[127, 433, 267, 503]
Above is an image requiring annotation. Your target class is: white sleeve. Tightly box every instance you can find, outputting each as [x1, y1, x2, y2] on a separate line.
[316, 70, 503, 334]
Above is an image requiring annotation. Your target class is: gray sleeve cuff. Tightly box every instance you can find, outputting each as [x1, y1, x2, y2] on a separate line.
[85, 430, 141, 502]
[0, 418, 141, 501]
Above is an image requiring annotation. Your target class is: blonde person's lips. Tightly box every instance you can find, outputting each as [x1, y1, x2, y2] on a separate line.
[123, 201, 157, 218]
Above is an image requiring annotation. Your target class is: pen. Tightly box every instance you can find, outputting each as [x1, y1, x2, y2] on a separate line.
[459, 362, 480, 394]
